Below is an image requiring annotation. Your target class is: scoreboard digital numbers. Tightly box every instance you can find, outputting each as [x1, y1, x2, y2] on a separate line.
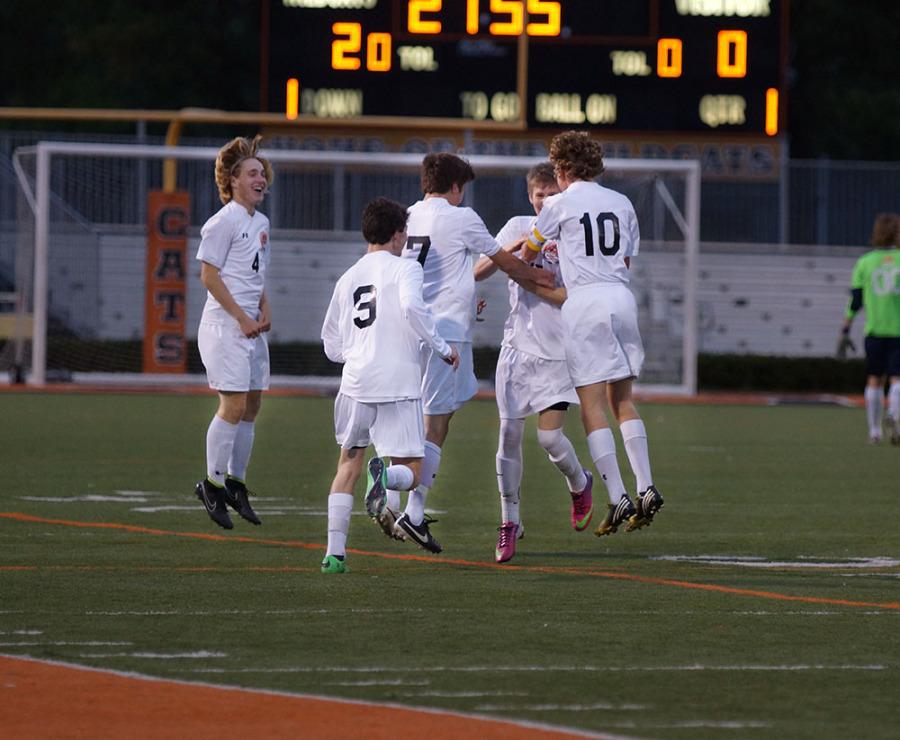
[266, 0, 786, 135]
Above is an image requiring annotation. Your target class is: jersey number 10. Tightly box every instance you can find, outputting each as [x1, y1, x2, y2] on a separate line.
[579, 212, 620, 257]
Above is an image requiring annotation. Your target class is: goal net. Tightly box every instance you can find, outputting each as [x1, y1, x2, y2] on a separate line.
[9, 142, 698, 394]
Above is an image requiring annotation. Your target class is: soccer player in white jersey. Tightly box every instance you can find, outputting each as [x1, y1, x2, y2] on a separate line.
[320, 197, 459, 571]
[474, 163, 593, 563]
[524, 131, 664, 536]
[194, 135, 272, 530]
[384, 153, 554, 542]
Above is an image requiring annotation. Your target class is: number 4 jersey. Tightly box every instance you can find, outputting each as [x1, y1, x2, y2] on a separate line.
[529, 180, 640, 292]
[196, 199, 270, 323]
[321, 250, 451, 402]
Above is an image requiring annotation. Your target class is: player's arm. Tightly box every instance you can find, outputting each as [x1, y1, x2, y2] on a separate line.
[837, 261, 865, 357]
[399, 263, 459, 368]
[475, 221, 525, 282]
[320, 287, 345, 363]
[510, 276, 567, 307]
[200, 261, 260, 338]
[490, 245, 554, 288]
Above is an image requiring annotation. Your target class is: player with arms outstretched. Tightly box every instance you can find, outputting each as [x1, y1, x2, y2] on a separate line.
[524, 131, 664, 537]
[194, 135, 272, 530]
[320, 197, 459, 571]
[474, 163, 593, 563]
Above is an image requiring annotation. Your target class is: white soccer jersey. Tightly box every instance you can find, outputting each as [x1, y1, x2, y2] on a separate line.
[321, 250, 451, 403]
[197, 200, 270, 323]
[404, 197, 501, 342]
[529, 181, 639, 292]
[494, 215, 567, 361]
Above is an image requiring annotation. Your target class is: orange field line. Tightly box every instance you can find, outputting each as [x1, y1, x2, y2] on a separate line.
[2, 511, 897, 611]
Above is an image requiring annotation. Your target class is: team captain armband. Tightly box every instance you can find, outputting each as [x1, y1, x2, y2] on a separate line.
[526, 228, 546, 252]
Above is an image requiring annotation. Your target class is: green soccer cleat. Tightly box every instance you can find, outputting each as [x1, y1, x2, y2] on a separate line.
[364, 456, 388, 518]
[320, 554, 347, 574]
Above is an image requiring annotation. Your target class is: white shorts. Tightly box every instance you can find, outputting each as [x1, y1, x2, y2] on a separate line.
[333, 393, 426, 458]
[495, 345, 579, 419]
[420, 341, 477, 415]
[198, 320, 270, 392]
[561, 286, 644, 387]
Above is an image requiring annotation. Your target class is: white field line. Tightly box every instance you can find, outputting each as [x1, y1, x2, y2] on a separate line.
[185, 663, 892, 675]
[0, 630, 42, 635]
[607, 720, 769, 730]
[652, 555, 900, 569]
[476, 703, 646, 712]
[1, 654, 626, 740]
[83, 608, 425, 616]
[328, 679, 431, 687]
[77, 651, 228, 659]
[400, 691, 531, 698]
[21, 496, 154, 503]
[0, 641, 132, 647]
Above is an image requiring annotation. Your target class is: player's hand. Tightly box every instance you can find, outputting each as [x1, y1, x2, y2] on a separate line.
[238, 314, 260, 338]
[475, 298, 486, 322]
[836, 331, 856, 358]
[442, 345, 460, 370]
[527, 265, 555, 288]
[258, 304, 272, 333]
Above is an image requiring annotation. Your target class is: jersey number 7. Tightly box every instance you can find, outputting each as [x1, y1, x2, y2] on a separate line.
[405, 236, 432, 266]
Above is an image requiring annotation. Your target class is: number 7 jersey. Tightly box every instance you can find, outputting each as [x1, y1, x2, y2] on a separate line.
[530, 180, 639, 291]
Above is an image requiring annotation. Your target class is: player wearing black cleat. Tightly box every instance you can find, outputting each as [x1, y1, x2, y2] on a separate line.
[195, 479, 234, 530]
[223, 477, 262, 525]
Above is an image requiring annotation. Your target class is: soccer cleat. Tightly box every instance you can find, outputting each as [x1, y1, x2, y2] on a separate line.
[569, 469, 594, 531]
[593, 494, 637, 537]
[195, 479, 233, 530]
[364, 456, 388, 518]
[374, 507, 406, 541]
[869, 433, 882, 445]
[495, 521, 519, 563]
[626, 485, 665, 532]
[394, 512, 442, 553]
[223, 477, 262, 525]
[320, 554, 347, 574]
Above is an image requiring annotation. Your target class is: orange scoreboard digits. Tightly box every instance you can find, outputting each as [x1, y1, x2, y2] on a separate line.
[266, 0, 786, 135]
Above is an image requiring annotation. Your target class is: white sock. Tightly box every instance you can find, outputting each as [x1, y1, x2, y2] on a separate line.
[227, 420, 255, 481]
[405, 442, 442, 526]
[500, 489, 520, 525]
[206, 415, 239, 485]
[865, 386, 884, 436]
[620, 419, 653, 493]
[586, 428, 627, 504]
[326, 492, 354, 558]
[386, 464, 414, 491]
[888, 381, 900, 422]
[536, 427, 587, 492]
[386, 489, 402, 513]
[496, 418, 524, 495]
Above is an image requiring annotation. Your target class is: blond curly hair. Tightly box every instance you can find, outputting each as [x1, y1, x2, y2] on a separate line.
[214, 135, 274, 205]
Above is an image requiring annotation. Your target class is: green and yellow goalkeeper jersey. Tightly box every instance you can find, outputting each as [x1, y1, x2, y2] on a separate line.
[847, 248, 900, 337]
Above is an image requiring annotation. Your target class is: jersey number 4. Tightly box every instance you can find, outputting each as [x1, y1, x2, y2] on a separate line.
[579, 212, 620, 256]
[353, 285, 376, 328]
[251, 252, 260, 272]
[405, 236, 431, 266]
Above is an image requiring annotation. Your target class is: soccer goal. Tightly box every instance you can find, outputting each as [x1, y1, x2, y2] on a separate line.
[9, 141, 699, 394]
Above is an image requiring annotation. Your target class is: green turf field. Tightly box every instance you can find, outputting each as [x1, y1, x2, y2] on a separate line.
[2, 392, 898, 739]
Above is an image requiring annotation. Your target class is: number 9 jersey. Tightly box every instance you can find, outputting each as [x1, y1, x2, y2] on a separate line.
[529, 180, 639, 293]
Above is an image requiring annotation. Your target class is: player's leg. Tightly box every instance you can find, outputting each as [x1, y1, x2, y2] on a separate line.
[536, 407, 592, 531]
[607, 379, 663, 530]
[864, 336, 887, 443]
[888, 374, 900, 445]
[494, 416, 525, 563]
[323, 446, 365, 573]
[223, 389, 262, 525]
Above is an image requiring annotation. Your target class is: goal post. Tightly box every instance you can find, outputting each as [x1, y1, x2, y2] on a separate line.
[13, 141, 699, 394]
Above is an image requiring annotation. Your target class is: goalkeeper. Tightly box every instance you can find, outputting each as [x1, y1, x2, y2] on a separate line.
[838, 212, 900, 444]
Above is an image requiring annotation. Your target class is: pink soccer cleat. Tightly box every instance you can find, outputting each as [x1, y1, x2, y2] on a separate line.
[569, 470, 594, 531]
[495, 521, 519, 563]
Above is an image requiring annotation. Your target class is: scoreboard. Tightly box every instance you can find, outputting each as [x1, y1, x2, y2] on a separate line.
[265, 0, 787, 135]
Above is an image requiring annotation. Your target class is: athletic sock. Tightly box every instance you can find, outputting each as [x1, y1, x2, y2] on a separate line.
[227, 420, 255, 481]
[406, 442, 441, 526]
[206, 415, 239, 486]
[326, 492, 354, 558]
[619, 418, 653, 493]
[865, 386, 884, 437]
[536, 427, 587, 492]
[888, 381, 900, 423]
[586, 428, 627, 504]
[496, 418, 524, 496]
[500, 489, 520, 525]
